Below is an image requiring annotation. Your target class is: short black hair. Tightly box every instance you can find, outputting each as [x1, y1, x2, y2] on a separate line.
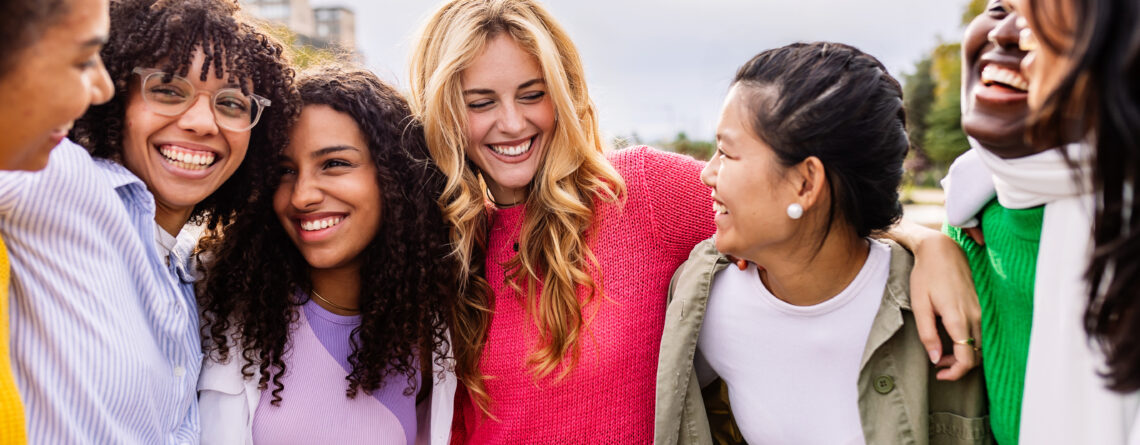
[733, 42, 909, 240]
[0, 0, 70, 77]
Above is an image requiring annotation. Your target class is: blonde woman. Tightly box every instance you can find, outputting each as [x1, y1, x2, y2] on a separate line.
[407, 0, 982, 442]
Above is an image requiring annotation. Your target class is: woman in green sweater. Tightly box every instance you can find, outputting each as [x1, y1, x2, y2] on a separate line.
[942, 2, 1041, 443]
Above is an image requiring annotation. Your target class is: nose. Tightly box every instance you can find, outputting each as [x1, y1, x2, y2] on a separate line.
[496, 102, 526, 136]
[701, 153, 720, 188]
[89, 56, 114, 106]
[989, 11, 1022, 50]
[177, 93, 220, 135]
[289, 171, 324, 210]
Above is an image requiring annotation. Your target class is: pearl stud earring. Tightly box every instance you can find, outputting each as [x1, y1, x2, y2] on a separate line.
[786, 203, 803, 220]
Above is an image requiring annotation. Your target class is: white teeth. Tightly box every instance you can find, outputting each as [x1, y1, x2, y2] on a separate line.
[300, 216, 343, 232]
[713, 202, 728, 215]
[159, 145, 216, 169]
[981, 65, 1029, 92]
[489, 138, 533, 156]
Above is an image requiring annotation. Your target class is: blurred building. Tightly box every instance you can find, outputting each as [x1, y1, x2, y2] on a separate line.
[314, 7, 356, 51]
[241, 0, 356, 53]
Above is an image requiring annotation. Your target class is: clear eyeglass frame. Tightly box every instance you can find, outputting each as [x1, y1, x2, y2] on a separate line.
[132, 67, 271, 132]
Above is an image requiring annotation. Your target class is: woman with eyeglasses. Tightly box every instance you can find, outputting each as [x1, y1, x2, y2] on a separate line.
[997, 0, 1140, 443]
[0, 0, 294, 442]
[0, 0, 114, 442]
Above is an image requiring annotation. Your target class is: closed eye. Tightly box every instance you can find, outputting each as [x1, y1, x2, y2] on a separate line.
[323, 158, 354, 170]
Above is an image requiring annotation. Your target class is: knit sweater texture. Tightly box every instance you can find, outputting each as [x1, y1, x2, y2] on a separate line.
[945, 198, 1043, 445]
[453, 146, 714, 444]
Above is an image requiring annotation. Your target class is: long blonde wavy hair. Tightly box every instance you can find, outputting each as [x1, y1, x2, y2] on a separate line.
[408, 0, 626, 415]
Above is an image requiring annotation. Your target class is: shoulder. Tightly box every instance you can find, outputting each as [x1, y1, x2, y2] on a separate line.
[606, 145, 703, 175]
[669, 238, 725, 301]
[879, 239, 915, 310]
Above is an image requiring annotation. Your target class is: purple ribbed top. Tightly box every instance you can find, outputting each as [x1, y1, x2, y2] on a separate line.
[251, 295, 417, 444]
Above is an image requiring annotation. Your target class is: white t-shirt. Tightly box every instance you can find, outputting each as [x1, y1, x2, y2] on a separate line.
[697, 239, 891, 445]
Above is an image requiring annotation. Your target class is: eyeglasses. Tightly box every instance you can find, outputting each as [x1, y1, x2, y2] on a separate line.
[132, 67, 271, 132]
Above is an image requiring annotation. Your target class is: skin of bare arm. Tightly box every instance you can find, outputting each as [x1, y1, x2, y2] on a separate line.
[882, 220, 982, 381]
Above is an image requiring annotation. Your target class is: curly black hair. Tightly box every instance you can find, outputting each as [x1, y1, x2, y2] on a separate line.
[198, 65, 457, 404]
[71, 0, 300, 230]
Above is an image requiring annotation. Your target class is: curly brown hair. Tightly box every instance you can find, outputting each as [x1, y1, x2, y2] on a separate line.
[197, 65, 457, 404]
[71, 0, 299, 230]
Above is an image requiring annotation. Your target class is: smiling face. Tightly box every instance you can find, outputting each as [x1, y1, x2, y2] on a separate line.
[0, 0, 113, 170]
[460, 33, 555, 205]
[1008, 0, 1078, 110]
[704, 84, 799, 261]
[962, 0, 1040, 158]
[274, 104, 382, 273]
[120, 49, 251, 233]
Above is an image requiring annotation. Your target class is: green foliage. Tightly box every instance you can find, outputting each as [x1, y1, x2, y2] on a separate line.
[663, 132, 715, 161]
[260, 23, 341, 69]
[962, 0, 988, 26]
[922, 42, 968, 167]
[903, 56, 936, 153]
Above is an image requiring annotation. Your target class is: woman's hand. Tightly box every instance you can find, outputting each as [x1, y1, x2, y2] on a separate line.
[884, 221, 982, 381]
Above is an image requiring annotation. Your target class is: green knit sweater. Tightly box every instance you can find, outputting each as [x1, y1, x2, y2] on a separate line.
[945, 199, 1044, 445]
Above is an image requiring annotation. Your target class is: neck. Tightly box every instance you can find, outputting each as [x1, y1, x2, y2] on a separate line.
[486, 181, 525, 208]
[154, 203, 193, 237]
[746, 226, 870, 307]
[309, 265, 362, 315]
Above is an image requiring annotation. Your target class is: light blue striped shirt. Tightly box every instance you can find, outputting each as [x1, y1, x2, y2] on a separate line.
[0, 140, 201, 444]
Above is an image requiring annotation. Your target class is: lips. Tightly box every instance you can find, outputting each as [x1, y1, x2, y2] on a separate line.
[292, 213, 348, 242]
[980, 64, 1029, 92]
[488, 136, 535, 158]
[156, 143, 219, 172]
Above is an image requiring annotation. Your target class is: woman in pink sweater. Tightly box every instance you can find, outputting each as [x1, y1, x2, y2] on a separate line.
[406, 1, 983, 442]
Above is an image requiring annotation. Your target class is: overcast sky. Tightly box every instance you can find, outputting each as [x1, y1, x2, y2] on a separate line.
[308, 0, 969, 142]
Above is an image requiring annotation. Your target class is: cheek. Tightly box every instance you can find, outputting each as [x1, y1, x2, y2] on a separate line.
[272, 183, 293, 223]
[465, 112, 491, 147]
[534, 101, 556, 134]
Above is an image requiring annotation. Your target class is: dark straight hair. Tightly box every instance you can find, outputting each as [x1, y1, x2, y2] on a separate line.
[732, 42, 909, 245]
[1026, 0, 1140, 392]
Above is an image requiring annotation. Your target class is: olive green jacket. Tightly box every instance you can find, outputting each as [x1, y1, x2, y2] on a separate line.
[654, 239, 993, 445]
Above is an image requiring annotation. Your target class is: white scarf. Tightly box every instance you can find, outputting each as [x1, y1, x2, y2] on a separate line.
[947, 139, 1139, 443]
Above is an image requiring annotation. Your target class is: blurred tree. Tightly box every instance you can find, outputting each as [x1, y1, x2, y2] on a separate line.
[903, 56, 935, 154]
[261, 23, 342, 69]
[962, 0, 988, 26]
[663, 132, 715, 161]
[921, 42, 967, 168]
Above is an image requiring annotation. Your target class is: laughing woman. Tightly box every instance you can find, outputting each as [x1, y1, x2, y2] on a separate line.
[656, 43, 989, 445]
[408, 0, 984, 442]
[196, 67, 457, 445]
[0, 0, 294, 442]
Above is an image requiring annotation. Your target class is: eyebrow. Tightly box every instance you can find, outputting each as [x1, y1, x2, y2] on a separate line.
[81, 35, 109, 48]
[462, 78, 545, 96]
[312, 145, 361, 158]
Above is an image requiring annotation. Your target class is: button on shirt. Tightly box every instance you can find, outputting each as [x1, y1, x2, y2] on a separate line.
[0, 140, 201, 444]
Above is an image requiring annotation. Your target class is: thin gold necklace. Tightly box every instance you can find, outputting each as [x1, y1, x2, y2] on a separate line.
[310, 288, 360, 313]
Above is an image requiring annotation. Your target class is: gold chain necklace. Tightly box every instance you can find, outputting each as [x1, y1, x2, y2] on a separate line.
[310, 289, 360, 313]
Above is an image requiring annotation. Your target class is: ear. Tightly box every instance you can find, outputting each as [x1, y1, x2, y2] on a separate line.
[788, 156, 827, 211]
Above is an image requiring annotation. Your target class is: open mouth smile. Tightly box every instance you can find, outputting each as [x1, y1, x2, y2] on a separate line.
[980, 64, 1029, 92]
[488, 136, 535, 157]
[158, 144, 218, 171]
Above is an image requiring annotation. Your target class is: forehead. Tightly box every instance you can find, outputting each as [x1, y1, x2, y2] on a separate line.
[461, 35, 542, 87]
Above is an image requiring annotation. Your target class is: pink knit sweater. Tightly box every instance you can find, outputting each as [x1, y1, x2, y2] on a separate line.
[454, 146, 715, 444]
